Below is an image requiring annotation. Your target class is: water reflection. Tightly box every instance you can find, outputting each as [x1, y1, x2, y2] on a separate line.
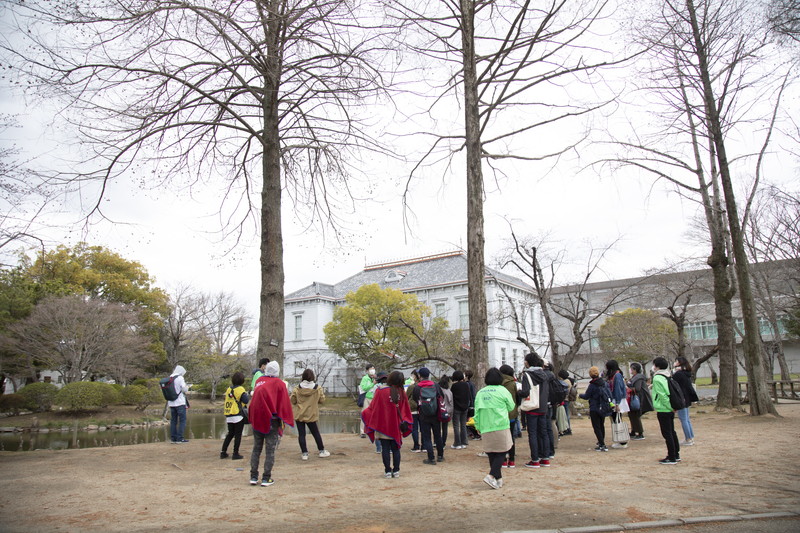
[0, 412, 360, 452]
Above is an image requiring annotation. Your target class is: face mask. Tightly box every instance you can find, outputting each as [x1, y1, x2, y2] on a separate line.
[368, 369, 375, 376]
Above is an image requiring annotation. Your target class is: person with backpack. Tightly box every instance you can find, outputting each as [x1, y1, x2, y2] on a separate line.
[220, 371, 249, 460]
[652, 356, 680, 465]
[362, 371, 413, 478]
[438, 375, 454, 449]
[411, 367, 445, 464]
[518, 352, 551, 468]
[167, 365, 190, 444]
[627, 362, 653, 440]
[579, 366, 613, 452]
[474, 367, 515, 489]
[290, 368, 331, 461]
[249, 361, 295, 486]
[673, 356, 699, 446]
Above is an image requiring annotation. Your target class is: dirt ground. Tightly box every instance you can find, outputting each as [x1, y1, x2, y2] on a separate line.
[1, 403, 799, 533]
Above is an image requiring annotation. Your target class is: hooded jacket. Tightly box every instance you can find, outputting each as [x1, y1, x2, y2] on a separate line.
[167, 365, 189, 407]
[291, 380, 326, 423]
[250, 375, 295, 435]
[628, 372, 654, 413]
[652, 370, 673, 412]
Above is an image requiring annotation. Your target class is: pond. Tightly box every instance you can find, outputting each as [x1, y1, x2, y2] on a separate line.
[0, 412, 361, 452]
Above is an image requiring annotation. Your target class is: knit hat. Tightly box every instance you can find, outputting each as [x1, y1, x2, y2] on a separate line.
[265, 361, 280, 377]
[418, 367, 430, 379]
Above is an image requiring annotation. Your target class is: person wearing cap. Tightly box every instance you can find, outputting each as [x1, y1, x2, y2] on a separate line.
[411, 367, 445, 464]
[248, 361, 295, 487]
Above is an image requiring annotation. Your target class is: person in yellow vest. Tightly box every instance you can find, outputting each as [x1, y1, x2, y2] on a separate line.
[221, 371, 250, 460]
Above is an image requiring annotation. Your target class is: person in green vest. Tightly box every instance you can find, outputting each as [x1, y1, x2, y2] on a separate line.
[474, 367, 515, 489]
[251, 358, 269, 390]
[359, 364, 376, 437]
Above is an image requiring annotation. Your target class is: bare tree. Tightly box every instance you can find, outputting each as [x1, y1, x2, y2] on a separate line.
[609, 0, 793, 414]
[190, 292, 252, 400]
[385, 0, 623, 383]
[2, 0, 392, 373]
[161, 285, 209, 370]
[2, 295, 153, 385]
[497, 229, 640, 374]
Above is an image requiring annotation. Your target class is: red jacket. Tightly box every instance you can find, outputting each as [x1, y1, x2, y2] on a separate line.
[362, 385, 413, 448]
[249, 376, 295, 435]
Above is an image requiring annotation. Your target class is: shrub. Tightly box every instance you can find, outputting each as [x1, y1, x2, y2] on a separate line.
[0, 393, 26, 415]
[17, 382, 60, 412]
[96, 382, 121, 407]
[55, 381, 109, 411]
[121, 384, 162, 410]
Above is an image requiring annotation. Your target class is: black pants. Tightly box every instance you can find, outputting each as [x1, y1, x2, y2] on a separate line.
[419, 418, 443, 460]
[590, 411, 606, 447]
[221, 419, 245, 455]
[296, 421, 325, 453]
[488, 451, 505, 479]
[439, 420, 449, 448]
[629, 409, 644, 436]
[380, 438, 400, 473]
[657, 411, 680, 460]
[507, 420, 516, 461]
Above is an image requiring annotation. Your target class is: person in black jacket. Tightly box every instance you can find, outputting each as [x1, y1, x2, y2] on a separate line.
[580, 366, 611, 452]
[673, 357, 699, 445]
[450, 370, 471, 449]
[626, 362, 653, 440]
[518, 352, 551, 467]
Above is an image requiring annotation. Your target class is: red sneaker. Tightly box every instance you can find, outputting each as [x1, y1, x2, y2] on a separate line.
[524, 461, 540, 468]
[507, 461, 515, 468]
[501, 461, 509, 468]
[540, 459, 551, 467]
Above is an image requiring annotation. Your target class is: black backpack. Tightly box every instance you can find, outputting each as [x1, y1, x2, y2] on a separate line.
[548, 376, 569, 406]
[417, 384, 438, 417]
[160, 375, 179, 401]
[666, 376, 686, 411]
[596, 379, 614, 417]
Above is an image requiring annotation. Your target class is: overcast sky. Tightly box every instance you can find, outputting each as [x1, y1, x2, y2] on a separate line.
[1, 2, 797, 348]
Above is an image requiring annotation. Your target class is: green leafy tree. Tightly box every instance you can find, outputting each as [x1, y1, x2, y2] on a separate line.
[597, 308, 678, 365]
[324, 284, 462, 370]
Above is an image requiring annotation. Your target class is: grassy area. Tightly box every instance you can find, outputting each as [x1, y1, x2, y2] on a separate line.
[695, 373, 800, 386]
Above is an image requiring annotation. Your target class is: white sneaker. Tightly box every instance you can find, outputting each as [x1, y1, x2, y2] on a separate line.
[319, 449, 330, 457]
[392, 471, 400, 478]
[301, 452, 309, 460]
[611, 443, 628, 449]
[483, 474, 500, 490]
[497, 477, 504, 488]
[681, 439, 695, 446]
[451, 444, 460, 449]
[384, 472, 392, 478]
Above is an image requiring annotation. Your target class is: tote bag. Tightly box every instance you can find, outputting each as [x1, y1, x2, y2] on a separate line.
[611, 412, 629, 443]
[519, 373, 540, 412]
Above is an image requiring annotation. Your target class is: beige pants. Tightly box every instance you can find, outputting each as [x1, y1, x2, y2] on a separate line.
[360, 397, 372, 435]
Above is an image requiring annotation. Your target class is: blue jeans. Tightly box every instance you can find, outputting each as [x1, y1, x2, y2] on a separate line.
[169, 405, 186, 442]
[544, 406, 555, 456]
[677, 407, 694, 440]
[411, 413, 420, 449]
[524, 412, 548, 461]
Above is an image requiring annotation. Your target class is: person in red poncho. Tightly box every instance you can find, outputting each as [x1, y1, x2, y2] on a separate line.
[248, 361, 294, 487]
[362, 370, 413, 478]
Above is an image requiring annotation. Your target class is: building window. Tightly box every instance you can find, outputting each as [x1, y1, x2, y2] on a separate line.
[501, 347, 507, 366]
[512, 349, 518, 370]
[294, 314, 303, 340]
[434, 302, 446, 319]
[459, 300, 469, 329]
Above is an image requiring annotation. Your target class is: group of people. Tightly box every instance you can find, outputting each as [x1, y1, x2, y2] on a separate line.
[165, 350, 700, 488]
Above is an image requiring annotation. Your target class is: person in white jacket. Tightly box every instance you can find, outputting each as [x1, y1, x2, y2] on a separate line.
[168, 365, 190, 443]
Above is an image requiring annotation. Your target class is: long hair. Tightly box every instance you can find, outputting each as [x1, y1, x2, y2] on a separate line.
[388, 371, 404, 404]
[675, 356, 692, 372]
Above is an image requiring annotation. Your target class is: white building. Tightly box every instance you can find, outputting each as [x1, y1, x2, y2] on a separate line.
[283, 251, 548, 395]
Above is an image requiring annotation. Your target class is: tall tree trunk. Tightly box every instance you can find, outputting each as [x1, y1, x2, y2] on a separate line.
[461, 0, 488, 386]
[686, 0, 775, 415]
[257, 3, 286, 373]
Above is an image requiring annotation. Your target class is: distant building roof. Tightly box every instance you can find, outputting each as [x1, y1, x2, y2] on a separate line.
[285, 251, 533, 302]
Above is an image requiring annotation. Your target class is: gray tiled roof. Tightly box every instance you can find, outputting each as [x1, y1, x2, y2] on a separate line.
[285, 251, 533, 301]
